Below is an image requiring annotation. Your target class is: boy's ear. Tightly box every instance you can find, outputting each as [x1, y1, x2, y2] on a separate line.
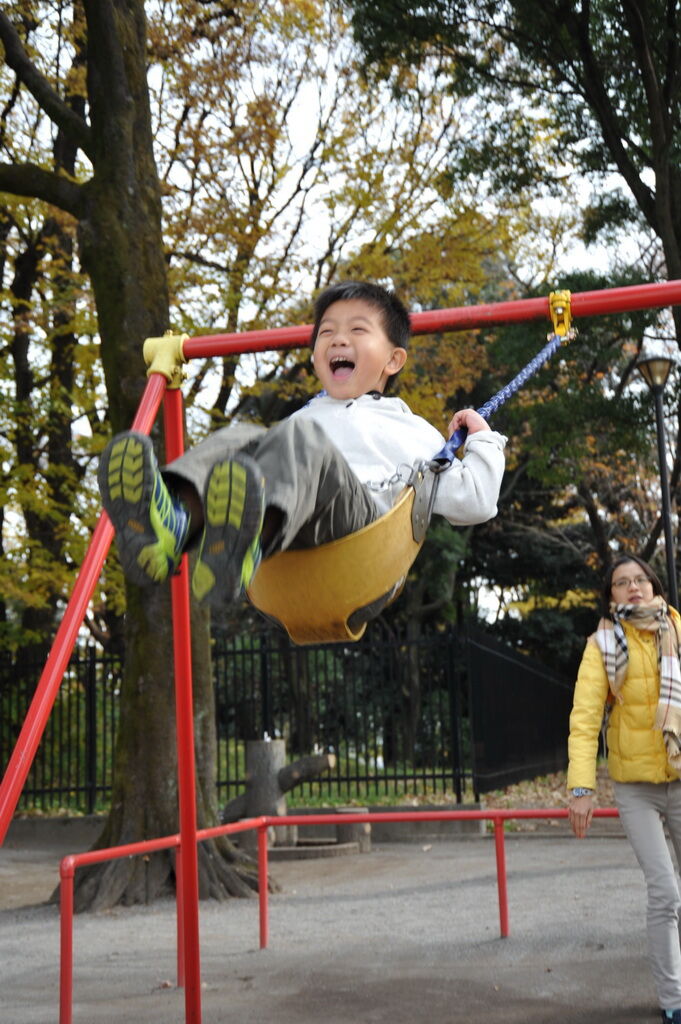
[386, 347, 407, 376]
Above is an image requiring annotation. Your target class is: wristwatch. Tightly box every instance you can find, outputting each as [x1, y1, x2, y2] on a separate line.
[570, 787, 593, 797]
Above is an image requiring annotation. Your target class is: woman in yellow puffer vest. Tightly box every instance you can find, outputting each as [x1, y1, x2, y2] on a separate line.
[567, 554, 681, 1024]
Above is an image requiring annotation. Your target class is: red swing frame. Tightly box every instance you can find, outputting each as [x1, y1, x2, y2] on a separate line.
[1, 278, 681, 1024]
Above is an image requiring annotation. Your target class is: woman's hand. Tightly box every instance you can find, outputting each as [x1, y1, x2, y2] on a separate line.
[447, 408, 490, 438]
[568, 794, 595, 839]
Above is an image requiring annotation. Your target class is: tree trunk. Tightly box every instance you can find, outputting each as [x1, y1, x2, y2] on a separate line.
[71, 585, 261, 909]
[67, 0, 260, 909]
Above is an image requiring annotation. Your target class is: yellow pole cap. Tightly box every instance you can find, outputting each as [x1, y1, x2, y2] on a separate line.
[142, 331, 188, 388]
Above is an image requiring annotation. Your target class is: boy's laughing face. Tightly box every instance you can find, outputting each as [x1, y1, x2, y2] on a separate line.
[312, 298, 407, 400]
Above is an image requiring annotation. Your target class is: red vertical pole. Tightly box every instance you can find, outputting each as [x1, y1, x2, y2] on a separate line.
[176, 843, 185, 988]
[0, 374, 167, 846]
[493, 816, 509, 938]
[163, 385, 202, 1024]
[258, 822, 269, 949]
[59, 859, 75, 1024]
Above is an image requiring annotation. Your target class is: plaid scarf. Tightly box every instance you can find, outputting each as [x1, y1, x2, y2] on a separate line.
[595, 596, 681, 772]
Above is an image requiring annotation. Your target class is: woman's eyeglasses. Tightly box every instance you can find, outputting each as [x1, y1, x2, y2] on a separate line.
[611, 575, 652, 590]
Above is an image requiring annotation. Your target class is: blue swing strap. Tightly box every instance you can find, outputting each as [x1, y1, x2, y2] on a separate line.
[429, 290, 576, 472]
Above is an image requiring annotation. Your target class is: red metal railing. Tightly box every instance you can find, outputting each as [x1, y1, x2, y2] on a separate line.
[2, 277, 680, 1024]
[58, 806, 620, 1024]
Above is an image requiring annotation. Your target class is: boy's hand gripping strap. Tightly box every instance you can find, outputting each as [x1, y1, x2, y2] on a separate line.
[430, 291, 575, 472]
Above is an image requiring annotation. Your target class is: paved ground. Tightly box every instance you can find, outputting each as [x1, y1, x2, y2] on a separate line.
[0, 817, 662, 1023]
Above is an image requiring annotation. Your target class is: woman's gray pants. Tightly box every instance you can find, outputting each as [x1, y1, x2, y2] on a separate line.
[614, 780, 681, 1010]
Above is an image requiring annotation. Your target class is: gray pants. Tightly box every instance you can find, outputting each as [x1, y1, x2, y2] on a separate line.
[164, 417, 379, 557]
[614, 780, 681, 1009]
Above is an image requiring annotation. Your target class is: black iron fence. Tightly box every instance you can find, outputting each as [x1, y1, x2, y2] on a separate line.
[466, 629, 574, 790]
[213, 628, 468, 805]
[0, 626, 572, 814]
[0, 644, 121, 813]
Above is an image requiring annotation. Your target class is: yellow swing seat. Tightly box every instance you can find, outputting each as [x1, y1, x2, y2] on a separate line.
[246, 469, 434, 645]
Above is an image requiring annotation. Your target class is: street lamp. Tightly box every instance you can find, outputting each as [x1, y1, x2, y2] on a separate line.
[636, 346, 679, 609]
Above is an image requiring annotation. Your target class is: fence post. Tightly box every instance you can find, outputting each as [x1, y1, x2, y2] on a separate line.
[59, 857, 75, 1024]
[260, 636, 272, 739]
[464, 627, 481, 802]
[448, 630, 463, 802]
[85, 647, 97, 815]
[258, 822, 269, 949]
[493, 816, 509, 938]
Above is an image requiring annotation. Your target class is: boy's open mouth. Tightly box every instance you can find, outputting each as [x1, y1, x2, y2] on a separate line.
[330, 356, 355, 380]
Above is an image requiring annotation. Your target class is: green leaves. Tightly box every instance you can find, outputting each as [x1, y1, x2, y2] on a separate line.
[346, 0, 681, 264]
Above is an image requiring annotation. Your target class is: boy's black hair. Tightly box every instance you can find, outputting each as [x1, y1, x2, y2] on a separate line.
[310, 280, 411, 350]
[600, 553, 666, 618]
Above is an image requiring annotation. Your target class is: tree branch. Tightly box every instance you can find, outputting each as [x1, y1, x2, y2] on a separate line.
[564, 8, 657, 230]
[0, 161, 83, 217]
[0, 12, 92, 158]
[277, 753, 336, 794]
[220, 753, 336, 823]
[576, 481, 612, 567]
[220, 791, 248, 825]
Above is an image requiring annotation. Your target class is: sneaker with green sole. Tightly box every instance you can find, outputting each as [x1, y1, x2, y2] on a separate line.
[192, 454, 265, 606]
[98, 431, 190, 585]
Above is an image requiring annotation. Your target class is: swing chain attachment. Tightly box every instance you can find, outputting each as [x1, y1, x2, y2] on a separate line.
[408, 460, 440, 543]
[548, 290, 575, 340]
[143, 330, 189, 389]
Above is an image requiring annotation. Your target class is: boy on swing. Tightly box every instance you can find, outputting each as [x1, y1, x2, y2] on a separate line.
[99, 281, 506, 612]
